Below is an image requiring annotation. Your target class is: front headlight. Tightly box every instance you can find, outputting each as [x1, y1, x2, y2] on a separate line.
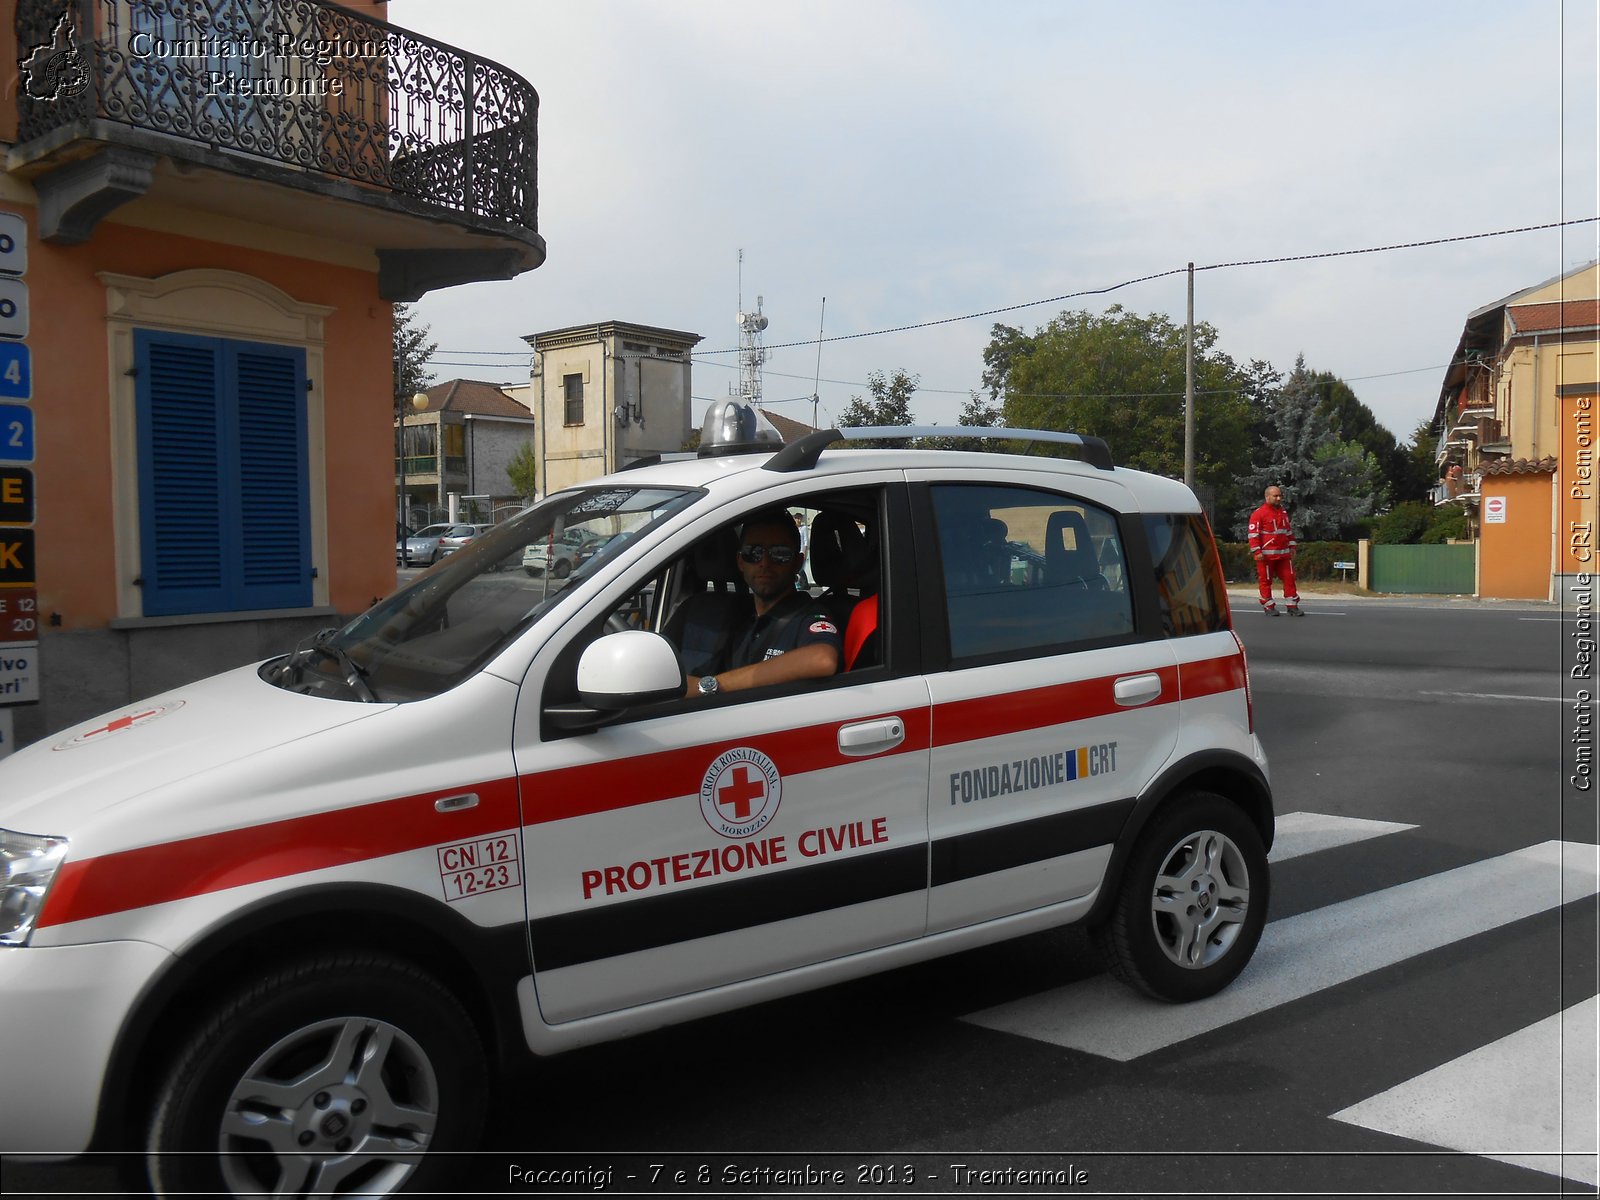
[0, 828, 70, 946]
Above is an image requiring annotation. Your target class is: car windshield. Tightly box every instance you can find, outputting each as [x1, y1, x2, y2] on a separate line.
[266, 486, 700, 702]
[413, 525, 451, 538]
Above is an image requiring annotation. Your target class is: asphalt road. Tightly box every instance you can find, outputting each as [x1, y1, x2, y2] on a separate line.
[8, 593, 1596, 1197]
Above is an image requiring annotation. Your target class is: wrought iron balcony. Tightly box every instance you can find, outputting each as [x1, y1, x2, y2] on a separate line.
[12, 0, 542, 295]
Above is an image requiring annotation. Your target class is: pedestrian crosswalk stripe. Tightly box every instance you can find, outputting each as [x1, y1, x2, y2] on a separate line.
[1331, 995, 1598, 1187]
[1268, 811, 1415, 862]
[963, 840, 1599, 1062]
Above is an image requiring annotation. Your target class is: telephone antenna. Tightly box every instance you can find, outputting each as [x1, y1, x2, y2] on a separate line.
[730, 252, 769, 409]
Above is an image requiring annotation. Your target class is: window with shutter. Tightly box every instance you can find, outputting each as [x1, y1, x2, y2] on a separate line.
[135, 330, 311, 616]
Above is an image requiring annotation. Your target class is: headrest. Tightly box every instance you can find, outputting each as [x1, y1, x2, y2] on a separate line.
[1046, 510, 1098, 583]
[692, 527, 744, 589]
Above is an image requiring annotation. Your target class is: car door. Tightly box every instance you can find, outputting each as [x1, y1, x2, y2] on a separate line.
[511, 480, 932, 1026]
[907, 472, 1181, 934]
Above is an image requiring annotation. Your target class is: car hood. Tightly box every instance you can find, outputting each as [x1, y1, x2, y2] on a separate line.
[0, 664, 390, 839]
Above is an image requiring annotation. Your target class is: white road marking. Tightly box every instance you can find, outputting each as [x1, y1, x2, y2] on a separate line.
[1419, 690, 1564, 703]
[1268, 811, 1415, 863]
[1332, 996, 1598, 1187]
[963, 841, 1599, 1062]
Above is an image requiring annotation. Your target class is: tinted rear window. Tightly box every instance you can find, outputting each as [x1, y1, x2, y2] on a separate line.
[1143, 513, 1230, 636]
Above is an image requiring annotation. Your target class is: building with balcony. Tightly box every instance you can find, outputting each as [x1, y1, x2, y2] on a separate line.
[1431, 261, 1599, 599]
[401, 378, 534, 526]
[1, 0, 543, 747]
[525, 321, 701, 496]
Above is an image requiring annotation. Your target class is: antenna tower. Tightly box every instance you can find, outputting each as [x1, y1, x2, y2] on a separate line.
[731, 249, 769, 408]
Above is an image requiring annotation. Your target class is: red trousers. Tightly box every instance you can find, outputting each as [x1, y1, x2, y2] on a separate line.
[1255, 556, 1298, 609]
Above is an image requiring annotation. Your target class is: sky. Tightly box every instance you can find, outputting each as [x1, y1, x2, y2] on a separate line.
[393, 0, 1600, 445]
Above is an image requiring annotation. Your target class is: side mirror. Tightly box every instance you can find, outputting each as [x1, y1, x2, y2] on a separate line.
[545, 631, 683, 731]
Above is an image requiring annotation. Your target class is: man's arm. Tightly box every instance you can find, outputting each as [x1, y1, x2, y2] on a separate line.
[687, 642, 839, 699]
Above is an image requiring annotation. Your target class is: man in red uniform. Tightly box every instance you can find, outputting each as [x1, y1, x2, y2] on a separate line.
[1247, 484, 1302, 616]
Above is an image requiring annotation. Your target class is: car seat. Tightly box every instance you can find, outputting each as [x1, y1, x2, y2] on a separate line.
[808, 511, 881, 669]
[661, 528, 747, 676]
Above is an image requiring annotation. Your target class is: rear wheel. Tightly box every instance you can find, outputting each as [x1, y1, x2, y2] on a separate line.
[1094, 792, 1269, 1002]
[146, 952, 485, 1198]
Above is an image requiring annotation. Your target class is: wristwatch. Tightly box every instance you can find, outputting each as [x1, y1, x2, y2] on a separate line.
[698, 675, 720, 695]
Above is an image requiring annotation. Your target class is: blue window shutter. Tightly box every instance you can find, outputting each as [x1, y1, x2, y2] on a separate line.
[229, 343, 310, 609]
[137, 330, 228, 616]
[135, 331, 311, 616]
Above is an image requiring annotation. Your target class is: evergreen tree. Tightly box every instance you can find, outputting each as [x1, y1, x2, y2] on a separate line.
[392, 304, 437, 404]
[1237, 357, 1377, 539]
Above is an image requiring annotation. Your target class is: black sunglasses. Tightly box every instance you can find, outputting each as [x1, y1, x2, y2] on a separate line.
[738, 543, 797, 565]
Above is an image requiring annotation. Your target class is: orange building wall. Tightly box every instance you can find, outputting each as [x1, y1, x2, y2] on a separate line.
[1, 200, 394, 628]
[1479, 473, 1555, 600]
[1561, 391, 1600, 579]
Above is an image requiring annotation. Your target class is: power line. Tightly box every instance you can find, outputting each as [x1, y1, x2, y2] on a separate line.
[692, 216, 1599, 356]
[422, 216, 1598, 396]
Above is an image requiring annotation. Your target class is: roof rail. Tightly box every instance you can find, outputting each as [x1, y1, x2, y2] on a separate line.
[763, 426, 1115, 474]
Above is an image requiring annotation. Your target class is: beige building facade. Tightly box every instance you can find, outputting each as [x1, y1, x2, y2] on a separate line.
[1433, 261, 1599, 599]
[524, 322, 702, 496]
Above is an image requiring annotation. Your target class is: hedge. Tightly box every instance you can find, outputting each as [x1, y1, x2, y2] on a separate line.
[1218, 541, 1357, 583]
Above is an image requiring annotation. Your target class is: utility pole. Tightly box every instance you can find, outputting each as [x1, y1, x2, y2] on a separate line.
[1184, 262, 1195, 489]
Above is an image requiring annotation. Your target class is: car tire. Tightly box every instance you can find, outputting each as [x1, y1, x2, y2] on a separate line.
[1094, 791, 1269, 1002]
[553, 560, 571, 579]
[145, 951, 486, 1199]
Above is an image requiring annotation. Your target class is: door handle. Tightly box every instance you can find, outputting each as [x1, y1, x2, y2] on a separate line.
[837, 717, 907, 757]
[1113, 672, 1163, 707]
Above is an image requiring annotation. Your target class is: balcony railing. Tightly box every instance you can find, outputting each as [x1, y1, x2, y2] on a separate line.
[16, 0, 537, 231]
[397, 455, 466, 477]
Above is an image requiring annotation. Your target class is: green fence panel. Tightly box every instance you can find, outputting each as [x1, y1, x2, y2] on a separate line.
[1369, 544, 1476, 594]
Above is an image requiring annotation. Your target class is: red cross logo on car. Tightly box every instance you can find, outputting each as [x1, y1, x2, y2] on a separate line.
[699, 746, 783, 839]
[716, 765, 767, 820]
[53, 700, 186, 751]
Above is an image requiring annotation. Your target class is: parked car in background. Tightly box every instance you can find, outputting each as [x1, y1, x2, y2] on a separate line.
[438, 524, 494, 559]
[522, 527, 594, 578]
[400, 521, 467, 569]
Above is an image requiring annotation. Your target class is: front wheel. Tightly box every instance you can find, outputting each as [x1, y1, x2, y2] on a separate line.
[1094, 792, 1269, 1002]
[146, 952, 486, 1198]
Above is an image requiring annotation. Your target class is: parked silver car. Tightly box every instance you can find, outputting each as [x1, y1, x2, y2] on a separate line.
[521, 528, 594, 578]
[438, 524, 494, 559]
[400, 523, 483, 567]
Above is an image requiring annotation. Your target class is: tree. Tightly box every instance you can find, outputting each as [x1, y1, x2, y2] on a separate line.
[1293, 362, 1428, 504]
[1237, 360, 1378, 539]
[957, 390, 1002, 428]
[392, 304, 437, 404]
[506, 441, 539, 500]
[837, 369, 919, 446]
[1404, 417, 1442, 499]
[984, 306, 1255, 518]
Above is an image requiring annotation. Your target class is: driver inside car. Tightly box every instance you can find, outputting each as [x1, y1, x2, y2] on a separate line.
[683, 507, 841, 699]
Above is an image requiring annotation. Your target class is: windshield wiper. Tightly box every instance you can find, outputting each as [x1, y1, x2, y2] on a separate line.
[308, 642, 380, 702]
[275, 628, 379, 702]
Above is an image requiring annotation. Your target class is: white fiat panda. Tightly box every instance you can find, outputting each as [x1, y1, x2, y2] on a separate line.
[0, 408, 1271, 1196]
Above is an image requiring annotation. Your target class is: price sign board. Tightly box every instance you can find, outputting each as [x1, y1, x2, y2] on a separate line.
[0, 588, 37, 642]
[0, 278, 27, 340]
[0, 468, 33, 524]
[0, 344, 30, 400]
[0, 404, 34, 462]
[0, 640, 38, 704]
[0, 211, 25, 276]
[0, 528, 34, 586]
